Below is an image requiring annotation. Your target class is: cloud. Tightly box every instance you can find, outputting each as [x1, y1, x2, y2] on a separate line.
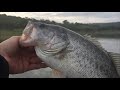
[0, 12, 120, 23]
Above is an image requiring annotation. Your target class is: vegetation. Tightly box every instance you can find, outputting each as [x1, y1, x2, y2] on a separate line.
[0, 14, 120, 42]
[0, 29, 22, 42]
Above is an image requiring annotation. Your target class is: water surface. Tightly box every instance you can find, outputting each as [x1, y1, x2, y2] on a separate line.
[98, 38, 120, 53]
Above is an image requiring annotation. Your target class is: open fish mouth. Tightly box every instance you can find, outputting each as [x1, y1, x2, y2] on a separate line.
[20, 34, 37, 47]
[21, 34, 27, 41]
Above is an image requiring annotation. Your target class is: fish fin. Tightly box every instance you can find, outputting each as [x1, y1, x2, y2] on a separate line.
[83, 34, 104, 49]
[51, 69, 65, 78]
[108, 52, 120, 75]
[83, 35, 109, 55]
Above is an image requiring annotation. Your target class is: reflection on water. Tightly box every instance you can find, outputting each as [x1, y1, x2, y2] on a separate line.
[9, 38, 120, 78]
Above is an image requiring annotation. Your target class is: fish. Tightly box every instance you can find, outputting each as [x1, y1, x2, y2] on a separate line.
[20, 21, 120, 78]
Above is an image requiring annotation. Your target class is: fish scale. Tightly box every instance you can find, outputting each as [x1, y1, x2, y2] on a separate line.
[20, 21, 120, 78]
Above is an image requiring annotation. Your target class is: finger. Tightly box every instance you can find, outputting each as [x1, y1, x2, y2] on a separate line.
[20, 47, 37, 56]
[24, 46, 36, 53]
[28, 64, 40, 70]
[29, 57, 43, 64]
[19, 35, 37, 47]
[29, 57, 41, 63]
[28, 63, 48, 70]
[39, 63, 48, 68]
[30, 52, 38, 57]
[27, 46, 35, 52]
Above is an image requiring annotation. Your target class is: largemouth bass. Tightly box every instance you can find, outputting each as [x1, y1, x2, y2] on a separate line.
[20, 21, 120, 78]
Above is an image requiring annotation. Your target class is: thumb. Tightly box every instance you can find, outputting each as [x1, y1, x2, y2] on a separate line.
[19, 34, 36, 47]
[28, 63, 47, 70]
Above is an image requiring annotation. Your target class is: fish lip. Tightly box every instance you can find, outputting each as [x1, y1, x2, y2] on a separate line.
[21, 34, 27, 41]
[20, 33, 38, 47]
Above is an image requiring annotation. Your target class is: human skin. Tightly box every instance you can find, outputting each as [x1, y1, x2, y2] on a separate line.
[0, 36, 47, 74]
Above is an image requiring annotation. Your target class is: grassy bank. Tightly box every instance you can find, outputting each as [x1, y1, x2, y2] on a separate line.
[0, 29, 23, 42]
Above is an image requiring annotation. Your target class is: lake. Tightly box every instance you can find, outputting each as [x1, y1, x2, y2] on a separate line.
[9, 38, 120, 78]
[98, 38, 120, 53]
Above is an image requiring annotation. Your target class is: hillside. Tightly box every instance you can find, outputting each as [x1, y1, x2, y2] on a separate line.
[0, 14, 120, 39]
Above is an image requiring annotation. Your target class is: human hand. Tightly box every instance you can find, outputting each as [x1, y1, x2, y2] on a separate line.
[0, 36, 47, 74]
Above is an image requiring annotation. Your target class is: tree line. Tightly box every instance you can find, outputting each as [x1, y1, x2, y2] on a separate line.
[0, 14, 120, 33]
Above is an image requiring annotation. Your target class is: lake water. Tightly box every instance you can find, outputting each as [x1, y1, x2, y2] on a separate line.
[9, 38, 120, 78]
[98, 38, 120, 53]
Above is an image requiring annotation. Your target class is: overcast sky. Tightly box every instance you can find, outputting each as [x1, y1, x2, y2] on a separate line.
[0, 12, 120, 23]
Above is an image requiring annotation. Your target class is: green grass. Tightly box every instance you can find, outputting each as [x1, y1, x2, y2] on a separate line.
[0, 29, 23, 42]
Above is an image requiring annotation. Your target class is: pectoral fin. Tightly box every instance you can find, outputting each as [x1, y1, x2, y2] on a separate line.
[51, 69, 66, 78]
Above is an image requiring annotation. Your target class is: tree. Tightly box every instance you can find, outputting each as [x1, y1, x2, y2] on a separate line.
[63, 20, 69, 24]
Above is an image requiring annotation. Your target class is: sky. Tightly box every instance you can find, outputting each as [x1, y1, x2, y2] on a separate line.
[0, 12, 120, 23]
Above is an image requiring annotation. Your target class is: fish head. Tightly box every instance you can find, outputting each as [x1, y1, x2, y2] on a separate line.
[20, 21, 70, 77]
[20, 21, 69, 55]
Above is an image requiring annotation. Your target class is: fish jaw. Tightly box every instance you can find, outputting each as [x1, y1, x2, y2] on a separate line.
[20, 34, 37, 47]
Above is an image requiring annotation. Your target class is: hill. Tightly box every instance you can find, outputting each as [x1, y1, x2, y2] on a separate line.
[0, 14, 120, 39]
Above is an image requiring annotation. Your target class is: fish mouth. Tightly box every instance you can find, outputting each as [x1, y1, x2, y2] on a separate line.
[21, 34, 27, 41]
[20, 34, 37, 47]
